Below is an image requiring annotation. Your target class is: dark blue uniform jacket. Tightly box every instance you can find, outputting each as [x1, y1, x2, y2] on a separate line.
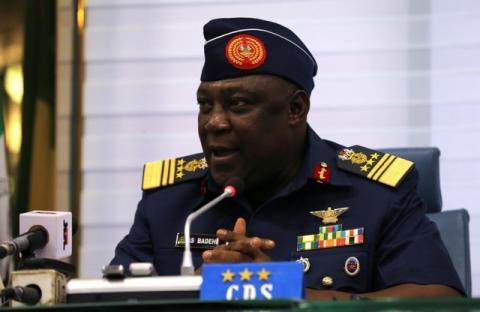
[112, 128, 464, 294]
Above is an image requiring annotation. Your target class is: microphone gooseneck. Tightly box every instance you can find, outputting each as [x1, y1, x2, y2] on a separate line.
[180, 177, 244, 275]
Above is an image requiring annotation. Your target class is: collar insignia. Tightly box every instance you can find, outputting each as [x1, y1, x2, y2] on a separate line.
[313, 162, 330, 183]
[310, 207, 349, 224]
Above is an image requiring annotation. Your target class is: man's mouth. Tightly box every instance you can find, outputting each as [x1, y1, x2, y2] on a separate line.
[209, 146, 239, 160]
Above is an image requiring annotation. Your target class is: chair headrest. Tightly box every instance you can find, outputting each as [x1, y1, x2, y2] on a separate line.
[381, 147, 442, 213]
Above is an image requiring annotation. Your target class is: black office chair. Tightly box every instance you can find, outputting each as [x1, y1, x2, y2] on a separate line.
[381, 147, 471, 297]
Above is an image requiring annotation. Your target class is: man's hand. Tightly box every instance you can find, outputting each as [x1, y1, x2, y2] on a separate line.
[201, 218, 275, 263]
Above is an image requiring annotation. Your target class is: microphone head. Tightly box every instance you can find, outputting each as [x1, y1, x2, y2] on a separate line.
[19, 211, 73, 259]
[223, 177, 245, 198]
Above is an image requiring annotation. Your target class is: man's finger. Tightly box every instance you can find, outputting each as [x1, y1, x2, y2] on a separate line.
[232, 217, 246, 235]
[219, 238, 274, 262]
[250, 236, 275, 249]
[215, 217, 246, 241]
[216, 230, 275, 251]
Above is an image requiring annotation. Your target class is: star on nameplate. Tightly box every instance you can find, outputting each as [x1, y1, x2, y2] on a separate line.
[239, 268, 253, 281]
[257, 268, 271, 281]
[310, 207, 349, 224]
[222, 269, 235, 282]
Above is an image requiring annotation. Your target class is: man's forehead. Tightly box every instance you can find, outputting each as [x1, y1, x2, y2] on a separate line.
[197, 75, 289, 93]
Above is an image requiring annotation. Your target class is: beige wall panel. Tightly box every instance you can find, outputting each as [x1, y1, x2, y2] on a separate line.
[57, 8, 73, 63]
[56, 64, 72, 117]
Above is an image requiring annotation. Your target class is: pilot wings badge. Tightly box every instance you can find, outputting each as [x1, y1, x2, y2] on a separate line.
[310, 207, 349, 224]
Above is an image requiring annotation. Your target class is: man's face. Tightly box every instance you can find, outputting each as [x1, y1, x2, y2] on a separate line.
[197, 75, 297, 190]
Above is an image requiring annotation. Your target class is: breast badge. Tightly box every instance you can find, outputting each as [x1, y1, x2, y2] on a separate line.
[295, 257, 311, 273]
[344, 256, 360, 276]
[310, 207, 349, 224]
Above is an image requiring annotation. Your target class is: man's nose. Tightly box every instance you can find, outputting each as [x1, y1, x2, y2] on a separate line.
[205, 106, 231, 132]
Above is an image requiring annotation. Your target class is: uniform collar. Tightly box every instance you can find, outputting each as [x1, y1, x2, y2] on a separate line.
[303, 125, 352, 187]
[276, 125, 351, 197]
[203, 125, 352, 196]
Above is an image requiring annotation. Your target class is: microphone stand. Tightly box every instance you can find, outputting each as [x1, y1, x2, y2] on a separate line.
[180, 188, 235, 276]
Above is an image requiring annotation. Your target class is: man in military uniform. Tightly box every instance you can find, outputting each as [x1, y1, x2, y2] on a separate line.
[111, 17, 464, 299]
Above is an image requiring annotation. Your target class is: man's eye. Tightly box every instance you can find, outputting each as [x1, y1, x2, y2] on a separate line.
[197, 100, 212, 111]
[229, 98, 250, 108]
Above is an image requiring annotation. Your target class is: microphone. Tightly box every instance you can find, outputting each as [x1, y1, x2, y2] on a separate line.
[181, 178, 244, 275]
[0, 226, 48, 259]
[0, 211, 72, 259]
[1, 285, 41, 305]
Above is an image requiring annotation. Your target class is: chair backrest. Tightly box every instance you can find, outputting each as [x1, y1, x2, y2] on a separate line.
[381, 147, 471, 296]
[381, 147, 442, 213]
[427, 209, 471, 297]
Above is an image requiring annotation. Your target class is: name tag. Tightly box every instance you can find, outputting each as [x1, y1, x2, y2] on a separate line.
[200, 262, 304, 301]
[175, 233, 220, 249]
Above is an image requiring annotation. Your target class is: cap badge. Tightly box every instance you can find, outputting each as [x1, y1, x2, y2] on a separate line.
[310, 207, 349, 224]
[344, 256, 360, 276]
[225, 34, 267, 70]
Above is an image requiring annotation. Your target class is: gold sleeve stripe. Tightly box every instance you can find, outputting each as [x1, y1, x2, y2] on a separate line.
[143, 160, 163, 190]
[367, 153, 390, 179]
[372, 155, 396, 181]
[378, 157, 414, 187]
[168, 157, 176, 185]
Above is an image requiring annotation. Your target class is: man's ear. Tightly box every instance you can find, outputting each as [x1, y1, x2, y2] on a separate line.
[288, 90, 310, 126]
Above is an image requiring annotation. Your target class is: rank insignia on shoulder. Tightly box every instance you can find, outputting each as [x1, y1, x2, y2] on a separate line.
[337, 145, 414, 188]
[142, 153, 208, 190]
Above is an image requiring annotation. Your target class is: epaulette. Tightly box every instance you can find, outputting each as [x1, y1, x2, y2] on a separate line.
[142, 153, 208, 191]
[336, 145, 414, 188]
